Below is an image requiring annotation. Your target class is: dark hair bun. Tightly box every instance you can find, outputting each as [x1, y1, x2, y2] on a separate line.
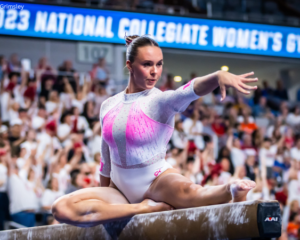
[125, 35, 140, 47]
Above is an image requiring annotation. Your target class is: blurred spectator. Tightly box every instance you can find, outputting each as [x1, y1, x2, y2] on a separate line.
[64, 76, 90, 114]
[286, 106, 300, 128]
[183, 109, 204, 151]
[0, 55, 7, 81]
[245, 154, 257, 181]
[253, 96, 269, 117]
[218, 158, 232, 185]
[36, 120, 61, 164]
[261, 80, 274, 97]
[82, 101, 98, 128]
[0, 147, 9, 230]
[91, 58, 110, 88]
[41, 177, 63, 223]
[6, 153, 37, 227]
[65, 169, 85, 194]
[39, 75, 55, 102]
[56, 60, 78, 94]
[172, 120, 188, 150]
[7, 53, 22, 75]
[0, 72, 19, 126]
[291, 138, 300, 162]
[259, 136, 284, 179]
[226, 130, 246, 169]
[57, 112, 72, 147]
[274, 80, 289, 101]
[160, 74, 175, 91]
[92, 84, 109, 116]
[287, 212, 300, 239]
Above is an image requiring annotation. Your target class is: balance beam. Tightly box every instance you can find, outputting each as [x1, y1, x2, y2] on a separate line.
[0, 200, 281, 240]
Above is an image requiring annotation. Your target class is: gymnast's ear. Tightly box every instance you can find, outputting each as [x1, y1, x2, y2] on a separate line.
[126, 60, 133, 74]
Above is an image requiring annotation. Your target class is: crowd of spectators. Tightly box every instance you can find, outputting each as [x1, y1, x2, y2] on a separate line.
[0, 53, 300, 240]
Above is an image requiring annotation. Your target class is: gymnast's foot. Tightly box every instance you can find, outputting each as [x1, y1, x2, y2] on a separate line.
[140, 199, 173, 213]
[227, 180, 256, 202]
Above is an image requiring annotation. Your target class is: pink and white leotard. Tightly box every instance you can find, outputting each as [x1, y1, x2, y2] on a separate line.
[99, 79, 199, 203]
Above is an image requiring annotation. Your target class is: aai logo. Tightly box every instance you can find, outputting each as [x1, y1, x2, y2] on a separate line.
[265, 217, 278, 222]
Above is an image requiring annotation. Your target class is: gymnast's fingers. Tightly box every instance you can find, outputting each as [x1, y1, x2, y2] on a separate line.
[239, 83, 257, 91]
[239, 72, 254, 78]
[235, 85, 250, 95]
[241, 77, 258, 83]
[220, 83, 226, 102]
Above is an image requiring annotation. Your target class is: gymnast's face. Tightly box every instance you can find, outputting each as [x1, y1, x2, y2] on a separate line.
[127, 46, 163, 91]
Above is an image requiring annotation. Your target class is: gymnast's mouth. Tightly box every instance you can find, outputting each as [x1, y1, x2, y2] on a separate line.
[147, 79, 156, 83]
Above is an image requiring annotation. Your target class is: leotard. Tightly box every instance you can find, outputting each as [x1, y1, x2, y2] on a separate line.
[99, 79, 199, 203]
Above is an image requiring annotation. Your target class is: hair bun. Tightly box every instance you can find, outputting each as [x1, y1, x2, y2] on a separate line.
[125, 35, 140, 47]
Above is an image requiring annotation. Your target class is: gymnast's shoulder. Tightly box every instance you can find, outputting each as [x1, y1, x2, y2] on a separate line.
[99, 91, 123, 119]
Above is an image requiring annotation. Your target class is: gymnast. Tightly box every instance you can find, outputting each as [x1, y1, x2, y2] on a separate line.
[52, 35, 258, 227]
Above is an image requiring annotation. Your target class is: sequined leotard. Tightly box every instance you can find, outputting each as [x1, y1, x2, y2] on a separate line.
[99, 79, 199, 203]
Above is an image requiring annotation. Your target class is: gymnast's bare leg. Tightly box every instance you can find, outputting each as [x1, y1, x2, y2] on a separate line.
[52, 171, 254, 227]
[144, 169, 256, 209]
[52, 179, 172, 227]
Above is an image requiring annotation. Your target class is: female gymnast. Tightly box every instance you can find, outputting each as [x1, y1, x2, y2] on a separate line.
[52, 35, 258, 227]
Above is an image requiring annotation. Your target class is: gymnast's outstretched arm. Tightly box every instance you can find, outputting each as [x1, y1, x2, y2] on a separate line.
[149, 71, 258, 124]
[192, 70, 258, 100]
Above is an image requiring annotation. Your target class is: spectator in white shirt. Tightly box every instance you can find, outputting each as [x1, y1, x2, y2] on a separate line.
[0, 72, 18, 125]
[57, 111, 72, 147]
[36, 120, 61, 164]
[41, 176, 64, 225]
[291, 138, 300, 162]
[49, 146, 81, 193]
[218, 157, 232, 185]
[45, 90, 61, 116]
[20, 129, 38, 160]
[226, 130, 246, 169]
[70, 107, 89, 134]
[183, 110, 204, 150]
[286, 106, 300, 127]
[6, 154, 36, 227]
[259, 136, 285, 179]
[171, 120, 188, 166]
[172, 120, 188, 149]
[41, 177, 64, 218]
[64, 77, 90, 114]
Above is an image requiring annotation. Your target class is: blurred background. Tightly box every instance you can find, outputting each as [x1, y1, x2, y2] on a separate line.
[0, 0, 300, 239]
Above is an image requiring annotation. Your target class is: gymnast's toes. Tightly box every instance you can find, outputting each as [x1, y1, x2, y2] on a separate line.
[228, 180, 256, 202]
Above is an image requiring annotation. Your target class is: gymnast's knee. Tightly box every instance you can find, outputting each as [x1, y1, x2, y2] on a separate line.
[178, 182, 202, 204]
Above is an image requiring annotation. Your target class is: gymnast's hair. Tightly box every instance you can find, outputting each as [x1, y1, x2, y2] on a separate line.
[125, 34, 159, 63]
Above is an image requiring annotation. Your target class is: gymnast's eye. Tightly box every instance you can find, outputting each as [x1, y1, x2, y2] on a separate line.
[157, 62, 163, 66]
[143, 63, 151, 67]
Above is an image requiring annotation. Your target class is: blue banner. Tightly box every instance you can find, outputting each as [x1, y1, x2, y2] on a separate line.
[0, 1, 300, 58]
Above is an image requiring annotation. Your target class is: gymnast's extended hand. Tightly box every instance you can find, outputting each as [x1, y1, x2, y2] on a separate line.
[193, 71, 258, 101]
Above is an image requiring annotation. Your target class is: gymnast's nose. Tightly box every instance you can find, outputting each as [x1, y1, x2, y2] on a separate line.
[150, 65, 158, 76]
